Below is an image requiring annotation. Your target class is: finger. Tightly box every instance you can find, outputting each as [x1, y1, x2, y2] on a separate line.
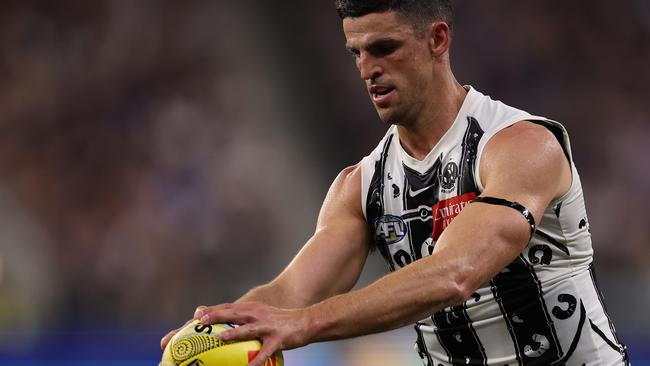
[160, 328, 179, 349]
[198, 303, 254, 325]
[194, 305, 207, 319]
[160, 319, 195, 349]
[194, 303, 232, 322]
[220, 323, 260, 343]
[248, 340, 280, 366]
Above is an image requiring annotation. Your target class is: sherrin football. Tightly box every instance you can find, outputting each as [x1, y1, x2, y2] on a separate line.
[160, 320, 284, 366]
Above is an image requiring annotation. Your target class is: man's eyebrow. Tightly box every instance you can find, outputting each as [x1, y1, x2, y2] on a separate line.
[345, 45, 359, 55]
[367, 37, 402, 48]
[347, 37, 401, 52]
[368, 36, 400, 44]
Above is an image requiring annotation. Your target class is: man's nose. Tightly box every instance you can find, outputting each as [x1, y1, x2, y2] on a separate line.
[357, 53, 381, 81]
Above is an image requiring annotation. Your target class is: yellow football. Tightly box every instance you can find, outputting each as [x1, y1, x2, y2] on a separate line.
[160, 320, 284, 366]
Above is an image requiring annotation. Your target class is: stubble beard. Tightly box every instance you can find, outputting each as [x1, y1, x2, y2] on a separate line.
[376, 102, 417, 128]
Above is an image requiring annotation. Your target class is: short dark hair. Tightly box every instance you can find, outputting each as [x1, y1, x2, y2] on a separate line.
[335, 0, 453, 35]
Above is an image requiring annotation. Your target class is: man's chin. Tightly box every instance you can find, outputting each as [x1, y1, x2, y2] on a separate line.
[376, 109, 400, 126]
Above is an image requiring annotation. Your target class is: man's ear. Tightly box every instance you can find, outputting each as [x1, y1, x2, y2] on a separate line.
[427, 21, 451, 57]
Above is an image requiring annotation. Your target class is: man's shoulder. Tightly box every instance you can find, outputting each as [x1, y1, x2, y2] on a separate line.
[469, 90, 535, 133]
[330, 163, 362, 200]
[337, 163, 361, 183]
[488, 121, 560, 150]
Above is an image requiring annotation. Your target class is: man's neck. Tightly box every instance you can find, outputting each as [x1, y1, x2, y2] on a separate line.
[397, 81, 467, 161]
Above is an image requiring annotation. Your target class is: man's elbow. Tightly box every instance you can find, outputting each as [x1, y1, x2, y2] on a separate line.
[441, 265, 482, 307]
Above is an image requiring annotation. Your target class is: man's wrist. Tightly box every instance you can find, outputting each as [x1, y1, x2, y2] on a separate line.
[301, 301, 329, 344]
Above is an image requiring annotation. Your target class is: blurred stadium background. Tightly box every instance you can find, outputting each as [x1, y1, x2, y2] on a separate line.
[0, 0, 648, 364]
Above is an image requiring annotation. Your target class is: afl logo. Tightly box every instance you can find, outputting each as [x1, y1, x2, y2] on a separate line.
[374, 215, 407, 245]
[441, 161, 459, 190]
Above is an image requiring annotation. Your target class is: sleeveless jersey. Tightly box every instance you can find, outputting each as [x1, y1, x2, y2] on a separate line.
[359, 87, 628, 365]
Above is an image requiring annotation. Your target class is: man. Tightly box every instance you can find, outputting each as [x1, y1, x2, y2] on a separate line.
[162, 1, 629, 365]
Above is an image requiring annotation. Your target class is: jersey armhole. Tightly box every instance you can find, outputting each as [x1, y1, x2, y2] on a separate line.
[529, 119, 577, 204]
[473, 117, 575, 198]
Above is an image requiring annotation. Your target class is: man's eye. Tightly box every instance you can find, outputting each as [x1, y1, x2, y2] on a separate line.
[372, 44, 398, 57]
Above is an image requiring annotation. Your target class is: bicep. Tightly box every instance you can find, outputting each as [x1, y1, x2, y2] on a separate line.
[478, 122, 572, 220]
[272, 164, 371, 306]
[429, 122, 572, 295]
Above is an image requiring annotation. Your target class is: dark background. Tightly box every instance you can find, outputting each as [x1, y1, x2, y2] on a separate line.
[0, 0, 648, 364]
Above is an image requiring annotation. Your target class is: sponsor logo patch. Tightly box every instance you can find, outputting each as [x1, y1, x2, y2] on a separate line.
[374, 214, 408, 245]
[432, 192, 477, 240]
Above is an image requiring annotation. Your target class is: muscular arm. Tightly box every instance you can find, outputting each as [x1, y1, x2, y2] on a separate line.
[304, 122, 572, 341]
[236, 164, 371, 308]
[195, 122, 572, 366]
[161, 165, 370, 349]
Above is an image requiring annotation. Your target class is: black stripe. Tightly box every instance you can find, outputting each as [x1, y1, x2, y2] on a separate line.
[589, 318, 621, 353]
[552, 301, 586, 365]
[458, 116, 484, 195]
[588, 263, 628, 361]
[401, 206, 432, 221]
[490, 280, 523, 365]
[403, 176, 417, 262]
[365, 134, 396, 269]
[379, 134, 394, 268]
[554, 202, 562, 218]
[588, 264, 621, 342]
[402, 157, 441, 261]
[431, 303, 487, 365]
[525, 255, 564, 360]
[403, 159, 440, 191]
[430, 314, 454, 364]
[415, 323, 434, 366]
[491, 256, 562, 364]
[463, 303, 488, 365]
[534, 229, 570, 256]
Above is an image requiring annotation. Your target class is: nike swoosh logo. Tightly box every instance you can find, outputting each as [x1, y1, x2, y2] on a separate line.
[408, 185, 435, 197]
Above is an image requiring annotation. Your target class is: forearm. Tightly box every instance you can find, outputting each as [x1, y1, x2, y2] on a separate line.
[236, 281, 312, 309]
[303, 203, 532, 343]
[304, 254, 466, 342]
[236, 284, 277, 304]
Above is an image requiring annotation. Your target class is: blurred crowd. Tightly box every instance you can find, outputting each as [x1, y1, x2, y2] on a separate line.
[0, 0, 648, 346]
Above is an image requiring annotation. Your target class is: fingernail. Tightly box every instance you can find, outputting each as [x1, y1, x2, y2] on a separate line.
[194, 306, 205, 318]
[200, 315, 209, 323]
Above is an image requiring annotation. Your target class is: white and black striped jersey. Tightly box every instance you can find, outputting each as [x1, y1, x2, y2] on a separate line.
[359, 87, 628, 365]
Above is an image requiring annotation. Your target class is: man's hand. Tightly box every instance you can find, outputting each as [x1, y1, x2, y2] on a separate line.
[194, 302, 313, 366]
[160, 165, 368, 357]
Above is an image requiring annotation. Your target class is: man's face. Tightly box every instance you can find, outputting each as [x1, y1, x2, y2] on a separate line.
[343, 11, 433, 125]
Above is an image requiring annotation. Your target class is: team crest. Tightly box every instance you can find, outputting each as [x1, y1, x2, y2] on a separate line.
[440, 161, 459, 191]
